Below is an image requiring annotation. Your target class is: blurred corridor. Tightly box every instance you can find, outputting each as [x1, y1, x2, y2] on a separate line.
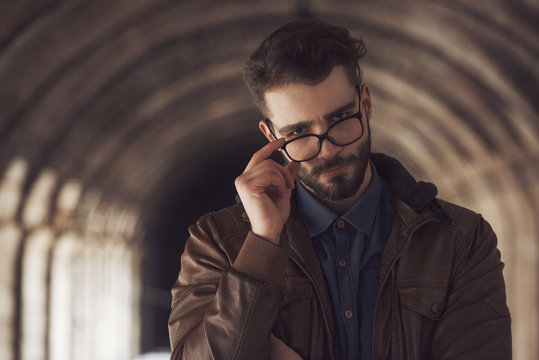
[0, 1, 538, 359]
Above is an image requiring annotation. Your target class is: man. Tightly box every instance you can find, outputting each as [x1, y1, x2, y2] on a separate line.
[168, 19, 511, 360]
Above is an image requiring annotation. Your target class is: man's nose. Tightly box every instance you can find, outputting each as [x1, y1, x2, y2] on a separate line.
[317, 138, 342, 160]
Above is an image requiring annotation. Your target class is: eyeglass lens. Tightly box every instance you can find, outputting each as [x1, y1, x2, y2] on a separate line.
[285, 116, 363, 161]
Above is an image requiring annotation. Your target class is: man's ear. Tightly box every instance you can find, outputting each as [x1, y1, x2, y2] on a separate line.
[259, 120, 276, 142]
[360, 84, 372, 119]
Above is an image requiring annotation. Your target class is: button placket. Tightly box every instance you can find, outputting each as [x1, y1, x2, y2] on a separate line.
[333, 216, 358, 355]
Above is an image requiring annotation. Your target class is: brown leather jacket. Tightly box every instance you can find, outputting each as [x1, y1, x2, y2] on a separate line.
[168, 154, 511, 359]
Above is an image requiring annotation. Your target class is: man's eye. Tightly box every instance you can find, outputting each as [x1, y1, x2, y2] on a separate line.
[332, 113, 349, 122]
[290, 127, 307, 136]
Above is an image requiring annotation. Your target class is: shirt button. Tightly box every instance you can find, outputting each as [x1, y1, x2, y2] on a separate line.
[345, 310, 353, 319]
[337, 219, 345, 228]
[338, 259, 347, 267]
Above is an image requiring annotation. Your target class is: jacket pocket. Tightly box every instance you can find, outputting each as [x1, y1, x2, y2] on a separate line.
[398, 286, 448, 359]
[399, 286, 447, 320]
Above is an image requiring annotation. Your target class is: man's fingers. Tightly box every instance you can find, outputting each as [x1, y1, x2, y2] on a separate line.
[242, 158, 300, 192]
[256, 160, 297, 190]
[240, 161, 289, 191]
[270, 334, 303, 360]
[246, 138, 285, 170]
[285, 161, 301, 188]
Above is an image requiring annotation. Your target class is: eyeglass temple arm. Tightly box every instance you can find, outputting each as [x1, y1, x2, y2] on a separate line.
[264, 119, 280, 141]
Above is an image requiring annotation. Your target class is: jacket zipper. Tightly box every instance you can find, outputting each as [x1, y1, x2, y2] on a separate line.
[371, 217, 438, 360]
[290, 256, 335, 360]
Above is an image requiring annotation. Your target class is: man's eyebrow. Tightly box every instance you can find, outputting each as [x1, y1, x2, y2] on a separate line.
[278, 121, 312, 134]
[323, 101, 357, 121]
[276, 100, 357, 134]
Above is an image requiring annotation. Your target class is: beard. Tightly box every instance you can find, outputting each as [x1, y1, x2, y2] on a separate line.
[298, 133, 371, 201]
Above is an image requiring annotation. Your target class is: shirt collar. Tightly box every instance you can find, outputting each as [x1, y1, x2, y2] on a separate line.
[296, 177, 337, 237]
[296, 161, 383, 237]
[343, 162, 382, 235]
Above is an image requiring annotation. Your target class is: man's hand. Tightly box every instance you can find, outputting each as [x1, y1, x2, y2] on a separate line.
[235, 138, 301, 244]
[270, 334, 303, 360]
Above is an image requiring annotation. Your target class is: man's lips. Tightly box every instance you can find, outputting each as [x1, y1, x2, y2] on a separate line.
[319, 164, 348, 177]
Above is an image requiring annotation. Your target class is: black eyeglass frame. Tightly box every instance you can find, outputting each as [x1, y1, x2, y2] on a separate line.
[265, 85, 365, 162]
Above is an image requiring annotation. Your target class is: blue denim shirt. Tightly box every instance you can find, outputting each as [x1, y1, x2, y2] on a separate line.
[296, 162, 394, 360]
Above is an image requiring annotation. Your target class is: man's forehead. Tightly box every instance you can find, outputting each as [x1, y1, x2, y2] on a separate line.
[265, 87, 356, 128]
[263, 66, 356, 124]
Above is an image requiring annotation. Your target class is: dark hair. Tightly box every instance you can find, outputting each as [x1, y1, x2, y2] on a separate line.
[243, 19, 367, 117]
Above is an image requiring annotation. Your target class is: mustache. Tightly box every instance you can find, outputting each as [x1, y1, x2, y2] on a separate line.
[311, 154, 357, 175]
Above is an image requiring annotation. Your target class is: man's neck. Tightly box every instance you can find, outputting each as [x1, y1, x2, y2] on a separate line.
[304, 163, 373, 216]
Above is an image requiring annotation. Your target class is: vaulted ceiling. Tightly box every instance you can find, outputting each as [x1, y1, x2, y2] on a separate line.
[1, 0, 537, 356]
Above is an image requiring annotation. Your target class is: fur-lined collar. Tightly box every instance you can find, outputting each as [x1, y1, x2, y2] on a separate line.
[371, 153, 450, 224]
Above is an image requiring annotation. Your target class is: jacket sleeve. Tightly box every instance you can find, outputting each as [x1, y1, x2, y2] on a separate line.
[168, 212, 290, 360]
[433, 215, 512, 359]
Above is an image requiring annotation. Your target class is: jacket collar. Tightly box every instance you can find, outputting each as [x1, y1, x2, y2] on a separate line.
[371, 153, 437, 211]
[371, 153, 450, 225]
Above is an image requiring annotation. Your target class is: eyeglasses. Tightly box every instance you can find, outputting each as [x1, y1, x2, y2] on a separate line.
[266, 93, 365, 162]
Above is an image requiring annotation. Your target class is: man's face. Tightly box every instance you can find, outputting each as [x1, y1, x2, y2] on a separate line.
[260, 66, 372, 201]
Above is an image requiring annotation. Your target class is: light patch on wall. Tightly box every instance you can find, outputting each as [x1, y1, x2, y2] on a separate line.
[0, 156, 29, 360]
[0, 156, 29, 220]
[22, 168, 58, 229]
